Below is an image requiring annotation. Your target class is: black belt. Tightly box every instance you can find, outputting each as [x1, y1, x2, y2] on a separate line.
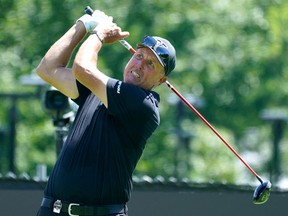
[41, 197, 127, 216]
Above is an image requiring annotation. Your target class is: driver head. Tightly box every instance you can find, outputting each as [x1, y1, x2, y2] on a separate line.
[253, 181, 272, 204]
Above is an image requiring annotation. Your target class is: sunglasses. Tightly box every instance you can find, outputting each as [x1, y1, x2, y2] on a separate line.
[140, 36, 170, 74]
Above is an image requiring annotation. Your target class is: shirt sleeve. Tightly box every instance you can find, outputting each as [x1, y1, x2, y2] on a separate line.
[107, 79, 156, 117]
[72, 80, 91, 106]
[106, 78, 160, 143]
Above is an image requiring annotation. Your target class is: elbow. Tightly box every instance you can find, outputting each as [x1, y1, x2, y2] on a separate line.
[35, 64, 44, 77]
[35, 60, 47, 80]
[35, 58, 54, 84]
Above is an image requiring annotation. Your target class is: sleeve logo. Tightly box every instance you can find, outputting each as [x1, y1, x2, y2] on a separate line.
[117, 81, 122, 94]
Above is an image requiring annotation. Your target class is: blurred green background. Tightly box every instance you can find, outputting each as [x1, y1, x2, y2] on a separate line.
[1, 0, 288, 187]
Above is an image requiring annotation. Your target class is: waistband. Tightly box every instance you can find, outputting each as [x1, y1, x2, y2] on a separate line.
[41, 197, 127, 216]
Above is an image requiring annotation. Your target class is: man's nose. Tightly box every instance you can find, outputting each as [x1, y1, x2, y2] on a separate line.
[134, 59, 143, 70]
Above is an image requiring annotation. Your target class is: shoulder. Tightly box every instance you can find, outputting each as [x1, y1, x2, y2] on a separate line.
[107, 79, 160, 115]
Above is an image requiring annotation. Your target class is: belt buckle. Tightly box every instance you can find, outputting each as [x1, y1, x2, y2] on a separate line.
[53, 200, 62, 214]
[68, 203, 80, 216]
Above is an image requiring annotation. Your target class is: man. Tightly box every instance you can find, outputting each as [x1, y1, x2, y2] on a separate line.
[36, 9, 176, 216]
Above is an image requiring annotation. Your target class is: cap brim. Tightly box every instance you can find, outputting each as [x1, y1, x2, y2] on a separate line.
[136, 44, 165, 69]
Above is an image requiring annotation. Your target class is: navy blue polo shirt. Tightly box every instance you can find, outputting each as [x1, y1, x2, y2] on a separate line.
[44, 78, 160, 205]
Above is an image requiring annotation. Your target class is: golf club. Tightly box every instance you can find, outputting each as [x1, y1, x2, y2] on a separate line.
[84, 6, 271, 204]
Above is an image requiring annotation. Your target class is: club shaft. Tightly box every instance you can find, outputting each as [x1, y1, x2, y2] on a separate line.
[119, 39, 136, 53]
[165, 81, 259, 178]
[85, 6, 260, 180]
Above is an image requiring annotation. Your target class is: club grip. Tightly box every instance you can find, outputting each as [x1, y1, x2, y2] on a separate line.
[84, 6, 93, 15]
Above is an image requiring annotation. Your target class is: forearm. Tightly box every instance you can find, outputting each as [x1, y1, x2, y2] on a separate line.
[74, 33, 102, 68]
[72, 33, 109, 105]
[72, 33, 106, 88]
[36, 22, 86, 77]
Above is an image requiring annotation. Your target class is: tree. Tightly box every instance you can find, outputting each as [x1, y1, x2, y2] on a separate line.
[1, 0, 288, 184]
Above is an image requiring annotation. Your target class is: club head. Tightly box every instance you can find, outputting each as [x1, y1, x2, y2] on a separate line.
[253, 180, 272, 204]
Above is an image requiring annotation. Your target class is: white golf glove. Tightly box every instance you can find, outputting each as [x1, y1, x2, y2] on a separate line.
[77, 10, 112, 33]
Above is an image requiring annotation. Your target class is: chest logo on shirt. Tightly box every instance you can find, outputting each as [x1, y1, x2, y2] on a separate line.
[117, 81, 122, 94]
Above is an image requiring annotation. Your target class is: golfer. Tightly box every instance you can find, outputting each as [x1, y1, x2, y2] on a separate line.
[35, 9, 176, 216]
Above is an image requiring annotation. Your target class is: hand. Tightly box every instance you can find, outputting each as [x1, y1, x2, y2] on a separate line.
[92, 10, 113, 26]
[95, 23, 130, 44]
[77, 10, 113, 33]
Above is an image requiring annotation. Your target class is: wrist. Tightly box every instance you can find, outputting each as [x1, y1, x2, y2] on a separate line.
[91, 30, 104, 44]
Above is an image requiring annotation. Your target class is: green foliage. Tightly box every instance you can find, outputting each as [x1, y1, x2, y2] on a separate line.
[1, 0, 288, 184]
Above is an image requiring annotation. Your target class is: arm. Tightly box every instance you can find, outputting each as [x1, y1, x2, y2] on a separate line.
[36, 22, 87, 99]
[72, 22, 129, 107]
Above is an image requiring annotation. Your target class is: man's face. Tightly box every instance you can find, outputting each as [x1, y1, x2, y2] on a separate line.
[123, 48, 167, 90]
